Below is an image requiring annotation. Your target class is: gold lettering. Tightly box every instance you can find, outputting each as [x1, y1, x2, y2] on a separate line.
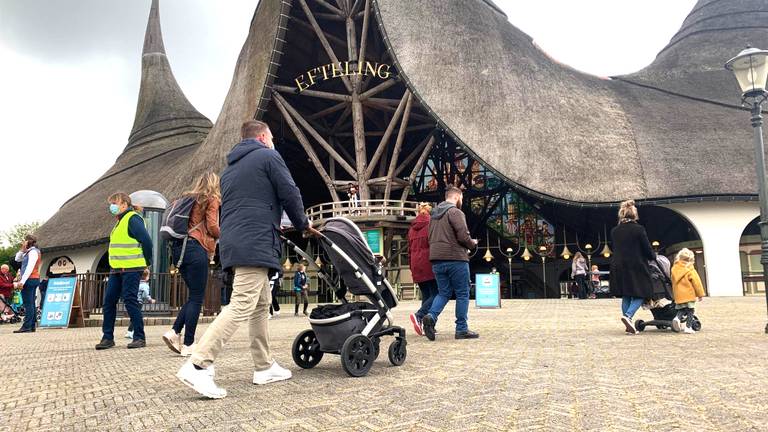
[319, 64, 330, 80]
[307, 69, 317, 85]
[344, 61, 351, 76]
[295, 76, 309, 92]
[365, 61, 377, 77]
[357, 60, 364, 75]
[377, 64, 392, 79]
[331, 62, 343, 78]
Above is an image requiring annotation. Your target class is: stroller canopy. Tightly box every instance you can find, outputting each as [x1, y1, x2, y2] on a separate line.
[321, 218, 378, 296]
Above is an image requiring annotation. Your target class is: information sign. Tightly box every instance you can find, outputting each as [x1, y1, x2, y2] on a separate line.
[40, 277, 78, 328]
[475, 273, 501, 308]
[363, 228, 383, 255]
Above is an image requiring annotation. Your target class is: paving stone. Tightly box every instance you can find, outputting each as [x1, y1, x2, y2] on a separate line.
[1, 297, 767, 431]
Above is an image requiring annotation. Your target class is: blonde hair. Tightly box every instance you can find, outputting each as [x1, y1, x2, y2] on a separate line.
[108, 192, 131, 206]
[675, 248, 695, 267]
[185, 171, 221, 211]
[591, 264, 598, 270]
[142, 268, 150, 280]
[418, 202, 432, 215]
[573, 252, 584, 261]
[618, 199, 639, 222]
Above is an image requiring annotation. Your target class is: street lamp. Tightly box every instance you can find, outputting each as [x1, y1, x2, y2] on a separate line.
[726, 46, 768, 333]
[532, 245, 550, 297]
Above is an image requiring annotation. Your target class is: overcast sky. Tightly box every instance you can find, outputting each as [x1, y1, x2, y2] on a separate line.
[0, 0, 697, 239]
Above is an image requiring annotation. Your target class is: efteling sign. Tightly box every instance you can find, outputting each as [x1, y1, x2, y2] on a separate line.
[295, 61, 392, 92]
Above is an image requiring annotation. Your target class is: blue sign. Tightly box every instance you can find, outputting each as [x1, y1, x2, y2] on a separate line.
[40, 277, 77, 328]
[475, 273, 501, 308]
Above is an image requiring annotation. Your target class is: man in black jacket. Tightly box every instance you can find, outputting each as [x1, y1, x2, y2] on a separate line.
[421, 186, 480, 341]
[177, 120, 319, 399]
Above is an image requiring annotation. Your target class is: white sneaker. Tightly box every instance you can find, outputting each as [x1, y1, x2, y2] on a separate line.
[180, 343, 196, 358]
[683, 326, 696, 334]
[274, 311, 280, 317]
[620, 316, 637, 334]
[162, 330, 182, 354]
[671, 316, 682, 332]
[124, 330, 133, 339]
[268, 314, 272, 320]
[252, 361, 292, 385]
[176, 360, 226, 399]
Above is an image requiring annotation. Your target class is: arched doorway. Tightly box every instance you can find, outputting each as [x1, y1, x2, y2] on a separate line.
[740, 217, 763, 296]
[95, 252, 110, 274]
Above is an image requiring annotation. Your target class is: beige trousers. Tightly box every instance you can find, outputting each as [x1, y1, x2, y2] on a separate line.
[191, 266, 272, 371]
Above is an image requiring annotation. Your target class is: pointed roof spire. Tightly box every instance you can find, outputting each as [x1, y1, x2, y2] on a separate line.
[143, 0, 166, 55]
[125, 0, 211, 151]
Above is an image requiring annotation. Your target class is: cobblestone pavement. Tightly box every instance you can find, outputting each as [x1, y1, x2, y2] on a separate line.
[1, 297, 767, 432]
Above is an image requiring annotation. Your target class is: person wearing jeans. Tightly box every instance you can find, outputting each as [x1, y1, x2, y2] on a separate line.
[96, 192, 153, 350]
[293, 265, 309, 316]
[407, 202, 438, 336]
[162, 171, 221, 357]
[14, 235, 42, 333]
[420, 187, 479, 341]
[609, 199, 655, 334]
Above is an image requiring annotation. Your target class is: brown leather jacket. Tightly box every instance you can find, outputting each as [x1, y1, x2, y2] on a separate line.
[428, 201, 475, 262]
[189, 198, 221, 256]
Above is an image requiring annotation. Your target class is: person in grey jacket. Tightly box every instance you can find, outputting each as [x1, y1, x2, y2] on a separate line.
[420, 186, 479, 341]
[177, 120, 320, 399]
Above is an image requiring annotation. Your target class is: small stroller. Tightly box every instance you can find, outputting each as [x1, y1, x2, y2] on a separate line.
[635, 257, 701, 332]
[0, 291, 23, 324]
[283, 217, 406, 377]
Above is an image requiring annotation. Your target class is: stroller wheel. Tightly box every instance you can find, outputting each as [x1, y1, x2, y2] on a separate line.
[691, 318, 702, 332]
[292, 329, 324, 369]
[387, 338, 407, 366]
[635, 320, 646, 332]
[340, 334, 375, 377]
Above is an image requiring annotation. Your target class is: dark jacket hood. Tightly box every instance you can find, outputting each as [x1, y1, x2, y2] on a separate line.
[227, 138, 267, 166]
[431, 201, 455, 220]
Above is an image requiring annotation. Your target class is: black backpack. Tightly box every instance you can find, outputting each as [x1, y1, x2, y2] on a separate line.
[160, 196, 197, 241]
[161, 196, 203, 268]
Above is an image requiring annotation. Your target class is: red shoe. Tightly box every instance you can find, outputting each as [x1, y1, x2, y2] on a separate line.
[409, 313, 423, 336]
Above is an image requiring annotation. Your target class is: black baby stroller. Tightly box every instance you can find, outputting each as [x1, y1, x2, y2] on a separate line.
[635, 257, 701, 332]
[284, 217, 406, 377]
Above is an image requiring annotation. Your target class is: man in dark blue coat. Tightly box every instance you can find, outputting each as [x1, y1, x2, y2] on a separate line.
[177, 120, 319, 399]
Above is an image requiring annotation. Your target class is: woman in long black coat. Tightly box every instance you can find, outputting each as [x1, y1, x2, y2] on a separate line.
[609, 200, 655, 334]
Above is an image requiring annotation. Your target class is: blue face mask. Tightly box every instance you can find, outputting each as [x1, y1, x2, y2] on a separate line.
[109, 204, 120, 215]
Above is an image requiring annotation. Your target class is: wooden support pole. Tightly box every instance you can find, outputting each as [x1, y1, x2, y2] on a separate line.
[289, 17, 347, 48]
[364, 90, 410, 179]
[360, 78, 397, 100]
[400, 135, 436, 201]
[394, 131, 434, 177]
[274, 97, 340, 201]
[274, 85, 351, 102]
[357, 0, 371, 65]
[384, 93, 414, 200]
[299, 0, 352, 92]
[314, 0, 345, 17]
[352, 92, 369, 199]
[273, 92, 357, 177]
[331, 105, 352, 133]
[307, 101, 348, 120]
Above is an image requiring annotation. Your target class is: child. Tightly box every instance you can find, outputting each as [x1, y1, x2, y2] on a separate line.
[589, 265, 600, 299]
[125, 269, 156, 339]
[671, 248, 705, 334]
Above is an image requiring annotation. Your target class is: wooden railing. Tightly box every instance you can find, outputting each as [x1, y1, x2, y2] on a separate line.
[75, 271, 222, 318]
[305, 199, 420, 223]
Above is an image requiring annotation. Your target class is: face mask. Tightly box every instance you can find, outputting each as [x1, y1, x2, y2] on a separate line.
[109, 204, 120, 215]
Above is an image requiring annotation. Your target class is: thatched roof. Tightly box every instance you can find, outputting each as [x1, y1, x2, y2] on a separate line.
[37, 0, 212, 251]
[373, 0, 763, 204]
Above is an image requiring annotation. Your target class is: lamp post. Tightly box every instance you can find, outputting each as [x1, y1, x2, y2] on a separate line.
[726, 46, 768, 333]
[532, 245, 551, 298]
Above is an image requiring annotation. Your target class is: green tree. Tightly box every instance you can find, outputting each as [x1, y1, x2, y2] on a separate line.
[2, 221, 41, 249]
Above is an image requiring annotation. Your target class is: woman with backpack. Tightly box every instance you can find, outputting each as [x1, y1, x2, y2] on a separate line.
[162, 171, 221, 356]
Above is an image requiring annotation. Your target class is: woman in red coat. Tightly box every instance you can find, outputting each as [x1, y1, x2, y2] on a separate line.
[0, 264, 15, 319]
[408, 203, 438, 336]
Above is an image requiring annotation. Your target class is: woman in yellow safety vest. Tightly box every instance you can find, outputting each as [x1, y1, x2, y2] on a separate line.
[95, 192, 153, 350]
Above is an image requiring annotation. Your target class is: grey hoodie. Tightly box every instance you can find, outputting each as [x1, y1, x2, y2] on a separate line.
[428, 201, 475, 261]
